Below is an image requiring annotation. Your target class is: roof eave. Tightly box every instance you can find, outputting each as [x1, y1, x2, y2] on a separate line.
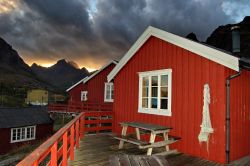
[108, 26, 240, 82]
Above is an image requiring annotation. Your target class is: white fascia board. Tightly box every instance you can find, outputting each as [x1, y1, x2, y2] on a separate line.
[107, 26, 239, 82]
[66, 76, 88, 92]
[84, 60, 118, 83]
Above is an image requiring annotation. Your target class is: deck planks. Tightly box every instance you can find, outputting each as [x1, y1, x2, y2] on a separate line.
[68, 134, 223, 166]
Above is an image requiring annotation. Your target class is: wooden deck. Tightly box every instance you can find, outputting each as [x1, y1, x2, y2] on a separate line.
[68, 134, 222, 166]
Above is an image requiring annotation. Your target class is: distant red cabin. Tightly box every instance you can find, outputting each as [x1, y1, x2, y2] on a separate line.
[67, 61, 117, 105]
[108, 27, 250, 164]
[0, 107, 53, 154]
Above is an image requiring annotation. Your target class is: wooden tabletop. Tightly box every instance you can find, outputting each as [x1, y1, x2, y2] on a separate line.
[120, 122, 172, 131]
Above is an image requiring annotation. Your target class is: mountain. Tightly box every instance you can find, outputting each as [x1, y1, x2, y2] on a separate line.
[206, 16, 250, 58]
[186, 32, 199, 42]
[0, 37, 53, 89]
[31, 59, 90, 91]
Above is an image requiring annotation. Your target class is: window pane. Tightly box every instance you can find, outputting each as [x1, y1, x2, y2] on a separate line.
[31, 127, 34, 138]
[21, 128, 25, 139]
[151, 76, 158, 86]
[107, 85, 111, 91]
[151, 98, 158, 108]
[143, 77, 149, 86]
[161, 87, 168, 97]
[111, 86, 114, 99]
[142, 87, 149, 97]
[161, 99, 168, 109]
[106, 92, 110, 99]
[142, 98, 148, 108]
[161, 75, 168, 86]
[151, 87, 158, 97]
[27, 128, 30, 138]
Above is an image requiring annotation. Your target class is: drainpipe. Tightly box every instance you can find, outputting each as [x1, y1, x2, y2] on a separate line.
[226, 69, 242, 164]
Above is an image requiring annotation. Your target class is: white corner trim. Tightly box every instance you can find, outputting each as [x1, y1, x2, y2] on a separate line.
[84, 60, 117, 84]
[107, 26, 239, 82]
[66, 76, 88, 92]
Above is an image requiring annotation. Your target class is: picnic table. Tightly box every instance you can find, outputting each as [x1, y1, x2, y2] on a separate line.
[114, 121, 180, 155]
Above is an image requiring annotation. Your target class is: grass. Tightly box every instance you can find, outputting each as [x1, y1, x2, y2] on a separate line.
[0, 139, 46, 164]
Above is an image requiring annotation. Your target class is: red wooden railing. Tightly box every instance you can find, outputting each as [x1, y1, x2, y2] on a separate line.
[48, 102, 113, 113]
[17, 111, 113, 166]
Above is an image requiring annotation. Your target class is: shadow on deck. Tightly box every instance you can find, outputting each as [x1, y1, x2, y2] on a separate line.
[68, 134, 222, 166]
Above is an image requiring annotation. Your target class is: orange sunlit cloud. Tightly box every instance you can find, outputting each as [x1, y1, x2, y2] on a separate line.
[23, 57, 102, 72]
[0, 0, 19, 13]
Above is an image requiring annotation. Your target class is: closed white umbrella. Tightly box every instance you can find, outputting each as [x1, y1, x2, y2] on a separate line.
[198, 84, 214, 143]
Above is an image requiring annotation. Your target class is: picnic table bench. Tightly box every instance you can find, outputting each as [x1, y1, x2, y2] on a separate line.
[114, 122, 180, 155]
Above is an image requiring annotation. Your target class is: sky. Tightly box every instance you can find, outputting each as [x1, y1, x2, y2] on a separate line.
[0, 0, 249, 71]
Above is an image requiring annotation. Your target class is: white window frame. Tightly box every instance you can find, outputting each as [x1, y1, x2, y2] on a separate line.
[138, 69, 172, 116]
[81, 91, 88, 101]
[104, 82, 114, 102]
[10, 126, 36, 143]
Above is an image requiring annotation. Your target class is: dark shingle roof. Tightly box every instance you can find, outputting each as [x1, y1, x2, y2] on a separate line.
[0, 107, 53, 128]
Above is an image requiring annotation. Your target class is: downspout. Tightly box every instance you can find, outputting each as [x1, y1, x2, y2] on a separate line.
[226, 69, 242, 164]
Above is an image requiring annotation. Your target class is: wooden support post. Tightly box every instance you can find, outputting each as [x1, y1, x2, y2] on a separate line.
[147, 133, 156, 155]
[62, 132, 68, 166]
[70, 125, 75, 160]
[119, 125, 128, 149]
[51, 141, 58, 166]
[163, 132, 169, 151]
[76, 120, 79, 148]
[33, 160, 38, 166]
[135, 128, 140, 140]
[80, 115, 85, 138]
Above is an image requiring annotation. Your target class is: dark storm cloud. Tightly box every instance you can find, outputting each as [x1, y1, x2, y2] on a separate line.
[94, 0, 232, 55]
[0, 0, 238, 68]
[23, 0, 94, 40]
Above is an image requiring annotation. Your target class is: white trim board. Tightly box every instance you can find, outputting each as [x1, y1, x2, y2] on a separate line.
[84, 60, 118, 83]
[66, 76, 88, 92]
[107, 26, 239, 82]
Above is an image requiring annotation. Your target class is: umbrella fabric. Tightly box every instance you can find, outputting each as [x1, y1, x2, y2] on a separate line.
[198, 84, 214, 142]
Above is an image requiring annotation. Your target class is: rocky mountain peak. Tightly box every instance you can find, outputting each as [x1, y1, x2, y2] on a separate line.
[186, 32, 199, 42]
[206, 16, 250, 58]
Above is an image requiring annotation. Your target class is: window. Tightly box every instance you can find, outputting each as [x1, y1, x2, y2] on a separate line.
[81, 91, 88, 101]
[11, 126, 36, 143]
[138, 69, 172, 116]
[104, 83, 114, 102]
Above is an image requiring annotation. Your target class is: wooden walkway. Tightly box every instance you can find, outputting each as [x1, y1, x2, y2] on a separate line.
[68, 134, 222, 166]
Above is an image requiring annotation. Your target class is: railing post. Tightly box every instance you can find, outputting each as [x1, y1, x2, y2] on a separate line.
[76, 120, 79, 148]
[33, 160, 38, 166]
[80, 114, 85, 138]
[70, 125, 75, 160]
[62, 131, 68, 166]
[51, 141, 58, 166]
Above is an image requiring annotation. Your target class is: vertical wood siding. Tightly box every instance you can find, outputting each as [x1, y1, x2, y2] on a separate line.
[68, 83, 87, 102]
[69, 64, 116, 104]
[113, 36, 227, 163]
[0, 124, 53, 154]
[227, 69, 250, 161]
[87, 64, 116, 104]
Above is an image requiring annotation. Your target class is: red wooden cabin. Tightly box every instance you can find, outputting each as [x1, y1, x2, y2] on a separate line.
[0, 107, 53, 154]
[108, 26, 250, 164]
[67, 61, 117, 105]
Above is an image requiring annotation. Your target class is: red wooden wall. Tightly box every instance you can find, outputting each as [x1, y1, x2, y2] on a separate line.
[113, 36, 228, 163]
[68, 83, 87, 103]
[87, 64, 115, 104]
[0, 124, 53, 154]
[68, 63, 115, 104]
[227, 69, 250, 161]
